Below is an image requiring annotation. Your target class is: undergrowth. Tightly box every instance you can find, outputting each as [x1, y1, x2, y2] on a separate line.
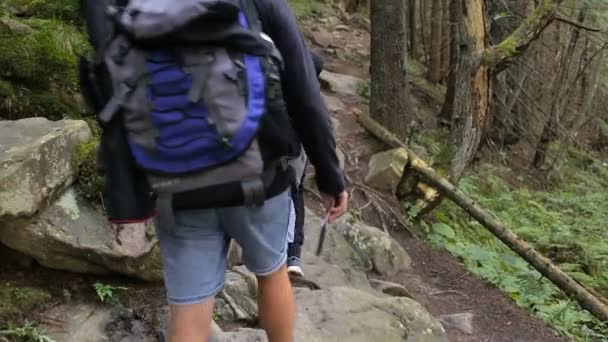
[288, 0, 331, 20]
[422, 158, 608, 341]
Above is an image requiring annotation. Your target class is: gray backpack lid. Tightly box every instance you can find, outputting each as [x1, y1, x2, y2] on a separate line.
[110, 0, 240, 39]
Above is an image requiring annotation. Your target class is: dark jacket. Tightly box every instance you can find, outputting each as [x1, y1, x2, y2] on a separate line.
[253, 0, 344, 196]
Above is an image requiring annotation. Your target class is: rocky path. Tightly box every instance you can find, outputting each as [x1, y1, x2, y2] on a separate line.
[300, 10, 568, 342]
[0, 118, 448, 341]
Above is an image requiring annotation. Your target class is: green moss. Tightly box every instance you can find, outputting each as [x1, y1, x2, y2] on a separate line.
[74, 139, 104, 202]
[0, 18, 89, 91]
[0, 79, 14, 97]
[0, 285, 51, 316]
[1, 88, 82, 120]
[357, 80, 370, 100]
[2, 0, 81, 24]
[496, 36, 517, 57]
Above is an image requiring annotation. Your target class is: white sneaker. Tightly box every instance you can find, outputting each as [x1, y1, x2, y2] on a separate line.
[287, 256, 304, 276]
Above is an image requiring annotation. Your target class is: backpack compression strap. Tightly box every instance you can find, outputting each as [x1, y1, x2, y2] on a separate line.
[240, 0, 262, 33]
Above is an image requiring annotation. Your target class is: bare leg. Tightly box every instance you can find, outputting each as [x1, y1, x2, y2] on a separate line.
[257, 265, 295, 342]
[167, 298, 215, 342]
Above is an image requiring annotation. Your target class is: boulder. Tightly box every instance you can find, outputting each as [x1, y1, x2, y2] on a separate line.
[364, 148, 409, 192]
[220, 271, 258, 322]
[330, 115, 365, 140]
[302, 209, 372, 273]
[370, 279, 412, 298]
[0, 118, 91, 220]
[322, 93, 345, 114]
[334, 214, 412, 276]
[42, 304, 156, 342]
[295, 287, 447, 342]
[0, 188, 162, 281]
[438, 313, 474, 335]
[300, 252, 374, 292]
[319, 71, 363, 97]
[309, 27, 334, 48]
[211, 328, 268, 342]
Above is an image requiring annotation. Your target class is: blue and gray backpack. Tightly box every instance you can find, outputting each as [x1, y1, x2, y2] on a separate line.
[82, 0, 300, 223]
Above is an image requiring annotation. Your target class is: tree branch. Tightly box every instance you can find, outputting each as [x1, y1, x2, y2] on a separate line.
[476, 0, 563, 72]
[555, 15, 601, 32]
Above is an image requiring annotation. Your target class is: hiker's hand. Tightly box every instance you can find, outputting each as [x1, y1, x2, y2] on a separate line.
[322, 191, 349, 223]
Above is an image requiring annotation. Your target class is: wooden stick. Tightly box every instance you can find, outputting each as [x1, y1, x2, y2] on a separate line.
[354, 111, 608, 322]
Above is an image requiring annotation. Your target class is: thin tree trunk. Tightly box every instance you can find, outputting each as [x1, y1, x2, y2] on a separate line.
[420, 0, 431, 63]
[409, 0, 419, 59]
[533, 9, 585, 168]
[427, 0, 443, 83]
[370, 0, 411, 139]
[440, 0, 451, 82]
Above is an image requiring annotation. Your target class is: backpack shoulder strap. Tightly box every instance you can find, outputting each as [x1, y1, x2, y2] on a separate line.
[240, 0, 262, 32]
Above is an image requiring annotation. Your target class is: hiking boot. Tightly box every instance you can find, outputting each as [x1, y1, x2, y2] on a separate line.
[287, 256, 304, 276]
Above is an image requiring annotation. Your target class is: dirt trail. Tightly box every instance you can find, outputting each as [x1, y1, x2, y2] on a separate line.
[301, 12, 569, 342]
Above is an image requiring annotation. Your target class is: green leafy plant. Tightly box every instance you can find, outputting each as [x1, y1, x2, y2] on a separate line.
[93, 282, 127, 304]
[423, 160, 608, 341]
[62, 290, 72, 303]
[0, 321, 55, 342]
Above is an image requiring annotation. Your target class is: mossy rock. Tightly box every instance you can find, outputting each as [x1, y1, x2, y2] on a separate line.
[74, 139, 104, 202]
[0, 284, 52, 316]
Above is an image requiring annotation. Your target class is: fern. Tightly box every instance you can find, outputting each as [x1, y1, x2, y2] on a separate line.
[424, 159, 608, 341]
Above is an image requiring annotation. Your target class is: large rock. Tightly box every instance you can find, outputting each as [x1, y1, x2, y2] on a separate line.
[295, 287, 447, 342]
[319, 71, 363, 98]
[0, 188, 162, 281]
[335, 214, 412, 277]
[300, 252, 373, 292]
[0, 118, 91, 220]
[302, 209, 372, 273]
[220, 271, 258, 322]
[42, 304, 156, 342]
[322, 94, 345, 114]
[365, 148, 409, 192]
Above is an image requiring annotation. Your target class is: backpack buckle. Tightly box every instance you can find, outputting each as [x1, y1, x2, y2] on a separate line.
[241, 178, 265, 207]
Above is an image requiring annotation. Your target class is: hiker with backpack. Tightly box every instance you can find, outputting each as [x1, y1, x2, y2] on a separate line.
[80, 0, 347, 341]
[286, 52, 325, 277]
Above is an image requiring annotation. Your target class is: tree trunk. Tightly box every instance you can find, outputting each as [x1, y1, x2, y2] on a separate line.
[408, 0, 419, 59]
[440, 0, 562, 181]
[427, 0, 442, 83]
[533, 9, 585, 168]
[441, 0, 491, 181]
[369, 0, 410, 139]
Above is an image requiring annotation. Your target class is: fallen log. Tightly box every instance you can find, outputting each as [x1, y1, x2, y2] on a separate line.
[354, 111, 608, 323]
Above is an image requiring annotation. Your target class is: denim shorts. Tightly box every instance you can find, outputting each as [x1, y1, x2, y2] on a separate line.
[156, 190, 292, 305]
